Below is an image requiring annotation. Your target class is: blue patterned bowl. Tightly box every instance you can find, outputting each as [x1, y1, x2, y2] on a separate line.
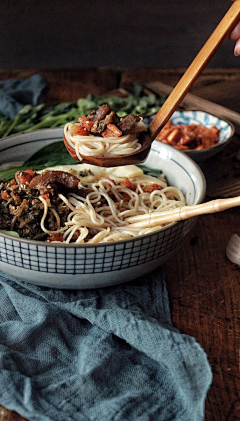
[146, 110, 235, 162]
[0, 128, 206, 289]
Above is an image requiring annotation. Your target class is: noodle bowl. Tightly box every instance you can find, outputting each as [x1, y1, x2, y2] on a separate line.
[0, 128, 206, 288]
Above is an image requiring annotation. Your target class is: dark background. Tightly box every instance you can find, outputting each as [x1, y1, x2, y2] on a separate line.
[0, 0, 239, 69]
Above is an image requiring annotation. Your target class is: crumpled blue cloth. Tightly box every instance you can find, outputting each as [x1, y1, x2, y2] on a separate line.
[0, 267, 212, 421]
[0, 74, 49, 119]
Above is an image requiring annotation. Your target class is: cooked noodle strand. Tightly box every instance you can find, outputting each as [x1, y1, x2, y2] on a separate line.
[38, 175, 186, 243]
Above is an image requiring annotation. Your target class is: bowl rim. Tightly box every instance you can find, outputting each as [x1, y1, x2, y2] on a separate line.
[0, 127, 206, 248]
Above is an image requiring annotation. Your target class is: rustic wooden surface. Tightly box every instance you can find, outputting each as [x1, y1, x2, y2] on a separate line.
[0, 68, 240, 421]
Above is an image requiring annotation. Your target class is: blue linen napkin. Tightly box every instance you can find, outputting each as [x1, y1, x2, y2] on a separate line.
[0, 74, 49, 119]
[0, 267, 212, 421]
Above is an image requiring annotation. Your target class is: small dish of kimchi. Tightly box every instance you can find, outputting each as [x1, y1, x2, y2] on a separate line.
[146, 110, 235, 162]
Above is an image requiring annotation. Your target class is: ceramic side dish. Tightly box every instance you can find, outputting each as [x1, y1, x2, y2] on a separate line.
[146, 110, 235, 162]
[0, 128, 206, 289]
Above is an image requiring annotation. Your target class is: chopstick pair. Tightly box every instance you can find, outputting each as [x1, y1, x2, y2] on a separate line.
[124, 196, 240, 228]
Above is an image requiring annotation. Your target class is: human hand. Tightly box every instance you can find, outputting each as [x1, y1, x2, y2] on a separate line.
[229, 20, 240, 55]
[229, 1, 240, 55]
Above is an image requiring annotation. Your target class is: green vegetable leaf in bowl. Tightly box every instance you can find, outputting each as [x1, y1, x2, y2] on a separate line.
[0, 230, 19, 237]
[0, 141, 163, 182]
[0, 141, 76, 181]
[136, 165, 162, 178]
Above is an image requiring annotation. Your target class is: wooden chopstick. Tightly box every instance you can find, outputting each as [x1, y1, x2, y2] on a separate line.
[124, 196, 240, 228]
[144, 80, 240, 135]
[148, 0, 240, 140]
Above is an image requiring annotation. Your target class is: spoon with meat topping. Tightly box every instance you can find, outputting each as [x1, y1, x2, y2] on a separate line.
[63, 104, 151, 167]
[64, 1, 240, 167]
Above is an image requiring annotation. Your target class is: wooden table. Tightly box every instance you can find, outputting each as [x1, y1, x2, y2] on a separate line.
[0, 68, 240, 421]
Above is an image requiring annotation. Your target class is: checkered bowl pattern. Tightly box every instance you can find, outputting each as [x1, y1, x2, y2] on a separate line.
[0, 128, 206, 289]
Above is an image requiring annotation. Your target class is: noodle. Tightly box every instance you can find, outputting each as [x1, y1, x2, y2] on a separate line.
[64, 123, 144, 161]
[0, 162, 186, 243]
[63, 104, 147, 160]
[39, 173, 186, 243]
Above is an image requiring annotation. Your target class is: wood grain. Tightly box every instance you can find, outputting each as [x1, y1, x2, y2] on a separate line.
[0, 68, 120, 105]
[0, 406, 27, 421]
[144, 80, 240, 135]
[0, 68, 240, 421]
[164, 212, 240, 421]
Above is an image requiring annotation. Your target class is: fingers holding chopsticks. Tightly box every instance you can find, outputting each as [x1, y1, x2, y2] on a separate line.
[229, 0, 240, 55]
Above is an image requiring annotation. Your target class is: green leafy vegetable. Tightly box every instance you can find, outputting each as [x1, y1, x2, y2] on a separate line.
[24, 141, 77, 167]
[0, 86, 166, 139]
[0, 230, 19, 237]
[136, 165, 162, 178]
[0, 142, 163, 182]
[0, 86, 166, 180]
[0, 141, 76, 181]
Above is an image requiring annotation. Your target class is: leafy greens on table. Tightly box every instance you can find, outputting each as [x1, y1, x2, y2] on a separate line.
[0, 86, 166, 139]
[0, 86, 165, 180]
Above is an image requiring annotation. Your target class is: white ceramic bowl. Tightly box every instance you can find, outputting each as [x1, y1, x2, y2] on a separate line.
[0, 128, 206, 289]
[146, 110, 235, 162]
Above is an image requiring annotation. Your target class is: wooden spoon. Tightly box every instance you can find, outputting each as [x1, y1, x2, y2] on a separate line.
[63, 131, 152, 167]
[64, 0, 240, 167]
